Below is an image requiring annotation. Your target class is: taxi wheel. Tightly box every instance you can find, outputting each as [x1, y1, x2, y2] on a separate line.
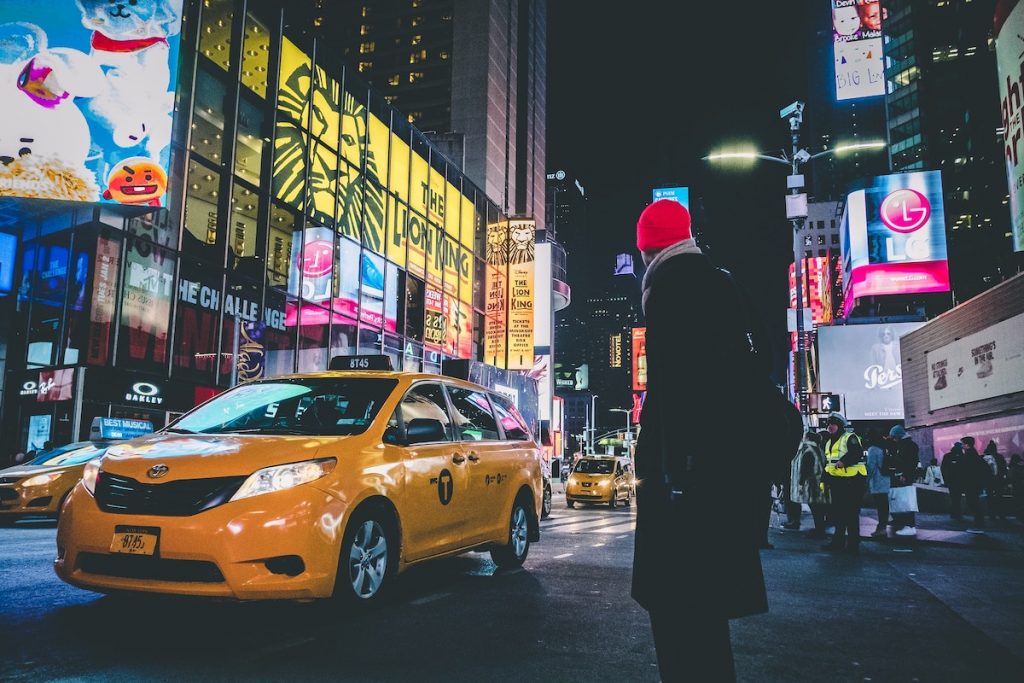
[624, 491, 633, 507]
[541, 483, 552, 519]
[335, 510, 394, 605]
[609, 492, 618, 509]
[491, 498, 531, 569]
[566, 500, 575, 509]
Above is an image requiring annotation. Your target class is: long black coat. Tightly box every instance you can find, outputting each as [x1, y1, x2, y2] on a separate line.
[631, 252, 794, 619]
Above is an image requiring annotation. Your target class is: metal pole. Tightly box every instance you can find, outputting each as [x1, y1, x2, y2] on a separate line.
[790, 117, 807, 417]
[590, 394, 598, 454]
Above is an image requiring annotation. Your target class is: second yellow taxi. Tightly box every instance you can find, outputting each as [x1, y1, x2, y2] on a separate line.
[565, 455, 634, 508]
[55, 357, 544, 603]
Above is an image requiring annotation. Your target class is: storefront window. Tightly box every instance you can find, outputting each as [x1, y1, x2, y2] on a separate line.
[82, 232, 122, 366]
[360, 250, 385, 330]
[220, 274, 263, 382]
[241, 13, 269, 99]
[173, 257, 222, 384]
[405, 274, 424, 342]
[229, 183, 261, 276]
[330, 316, 357, 359]
[267, 203, 297, 292]
[22, 235, 71, 367]
[235, 96, 265, 185]
[191, 68, 228, 163]
[336, 235, 361, 321]
[118, 237, 174, 370]
[199, 0, 234, 72]
[183, 162, 221, 268]
[263, 287, 296, 377]
[358, 327, 382, 354]
[298, 305, 329, 373]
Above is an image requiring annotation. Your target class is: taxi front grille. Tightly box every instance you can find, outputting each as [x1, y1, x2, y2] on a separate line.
[0, 488, 18, 502]
[78, 552, 225, 583]
[95, 473, 245, 516]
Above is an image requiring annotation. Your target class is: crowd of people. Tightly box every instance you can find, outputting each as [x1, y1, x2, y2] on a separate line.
[780, 416, 1024, 542]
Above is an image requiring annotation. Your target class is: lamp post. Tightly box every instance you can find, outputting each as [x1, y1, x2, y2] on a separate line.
[609, 407, 631, 441]
[704, 108, 885, 414]
[589, 394, 599, 454]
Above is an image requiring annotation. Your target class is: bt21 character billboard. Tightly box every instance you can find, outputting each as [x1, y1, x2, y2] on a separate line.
[0, 1, 183, 207]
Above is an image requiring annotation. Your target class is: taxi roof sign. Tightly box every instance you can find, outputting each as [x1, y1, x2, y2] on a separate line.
[329, 355, 394, 371]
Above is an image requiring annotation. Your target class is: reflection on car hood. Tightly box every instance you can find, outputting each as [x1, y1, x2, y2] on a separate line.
[0, 463, 74, 478]
[99, 433, 344, 482]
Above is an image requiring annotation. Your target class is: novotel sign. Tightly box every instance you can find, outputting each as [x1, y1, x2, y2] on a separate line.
[125, 382, 164, 405]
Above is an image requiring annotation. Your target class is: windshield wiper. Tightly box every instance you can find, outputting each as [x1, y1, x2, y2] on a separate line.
[164, 427, 196, 434]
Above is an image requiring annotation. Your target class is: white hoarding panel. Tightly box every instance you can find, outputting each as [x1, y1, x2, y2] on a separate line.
[818, 322, 923, 420]
[832, 0, 884, 101]
[926, 312, 1024, 410]
[997, 0, 1024, 252]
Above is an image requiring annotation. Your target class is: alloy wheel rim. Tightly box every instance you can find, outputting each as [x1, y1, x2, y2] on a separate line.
[511, 506, 528, 557]
[349, 520, 388, 598]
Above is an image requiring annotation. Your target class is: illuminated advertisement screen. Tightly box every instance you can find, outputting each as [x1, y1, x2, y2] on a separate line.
[631, 327, 647, 391]
[996, 0, 1024, 252]
[832, 0, 884, 101]
[0, 232, 17, 294]
[841, 170, 950, 316]
[651, 187, 689, 209]
[0, 2, 183, 206]
[818, 322, 923, 420]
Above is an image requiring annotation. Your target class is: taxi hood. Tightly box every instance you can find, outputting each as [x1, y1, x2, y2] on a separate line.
[99, 433, 343, 482]
[0, 463, 70, 478]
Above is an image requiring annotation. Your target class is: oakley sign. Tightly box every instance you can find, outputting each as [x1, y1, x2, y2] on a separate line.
[125, 382, 164, 405]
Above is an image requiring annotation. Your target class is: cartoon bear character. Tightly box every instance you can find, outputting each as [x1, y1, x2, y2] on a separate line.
[102, 156, 167, 206]
[0, 22, 104, 201]
[75, 0, 182, 161]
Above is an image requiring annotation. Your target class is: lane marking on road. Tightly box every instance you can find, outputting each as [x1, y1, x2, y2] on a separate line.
[410, 591, 452, 605]
[584, 522, 637, 534]
[617, 535, 630, 539]
[541, 511, 636, 529]
[593, 543, 606, 547]
[543, 518, 637, 534]
[552, 552, 574, 559]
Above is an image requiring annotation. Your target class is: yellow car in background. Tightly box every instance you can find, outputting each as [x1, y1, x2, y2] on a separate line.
[565, 456, 634, 508]
[1, 442, 112, 524]
[55, 359, 544, 603]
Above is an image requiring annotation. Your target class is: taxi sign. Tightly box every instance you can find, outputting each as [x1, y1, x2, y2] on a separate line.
[329, 355, 393, 371]
[90, 417, 155, 441]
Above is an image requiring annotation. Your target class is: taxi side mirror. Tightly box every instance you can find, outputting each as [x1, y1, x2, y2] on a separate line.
[383, 425, 404, 445]
[405, 418, 447, 445]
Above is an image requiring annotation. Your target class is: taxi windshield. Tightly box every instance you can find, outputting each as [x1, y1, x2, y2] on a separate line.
[28, 443, 105, 467]
[574, 459, 614, 474]
[171, 378, 398, 436]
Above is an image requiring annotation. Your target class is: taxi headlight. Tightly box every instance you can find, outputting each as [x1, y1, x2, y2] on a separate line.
[230, 458, 337, 502]
[22, 472, 62, 488]
[82, 460, 100, 495]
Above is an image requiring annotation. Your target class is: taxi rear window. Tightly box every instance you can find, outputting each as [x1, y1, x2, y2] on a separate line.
[171, 378, 398, 436]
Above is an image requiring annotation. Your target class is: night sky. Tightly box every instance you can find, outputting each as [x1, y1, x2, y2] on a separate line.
[547, 2, 815, 381]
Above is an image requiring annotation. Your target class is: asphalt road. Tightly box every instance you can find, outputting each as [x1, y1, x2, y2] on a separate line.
[1, 492, 1023, 682]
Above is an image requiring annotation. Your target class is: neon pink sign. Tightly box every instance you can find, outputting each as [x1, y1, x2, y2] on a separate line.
[880, 188, 931, 233]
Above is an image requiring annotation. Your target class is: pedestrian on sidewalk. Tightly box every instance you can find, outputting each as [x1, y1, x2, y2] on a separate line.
[942, 442, 966, 520]
[1009, 454, 1024, 520]
[962, 436, 988, 529]
[630, 199, 801, 682]
[983, 440, 1008, 521]
[924, 458, 944, 487]
[865, 427, 890, 537]
[889, 425, 920, 537]
[787, 431, 830, 537]
[821, 412, 867, 553]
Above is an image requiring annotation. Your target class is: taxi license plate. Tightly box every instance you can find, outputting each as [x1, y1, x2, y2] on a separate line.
[110, 526, 159, 556]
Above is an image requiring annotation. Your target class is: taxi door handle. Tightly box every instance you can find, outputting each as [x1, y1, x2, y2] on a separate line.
[452, 454, 466, 465]
[467, 453, 480, 463]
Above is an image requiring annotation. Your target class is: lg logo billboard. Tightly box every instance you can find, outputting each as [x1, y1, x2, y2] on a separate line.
[879, 188, 932, 261]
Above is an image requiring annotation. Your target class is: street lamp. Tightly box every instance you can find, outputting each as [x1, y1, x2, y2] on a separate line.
[588, 394, 599, 454]
[609, 407, 632, 457]
[704, 104, 885, 414]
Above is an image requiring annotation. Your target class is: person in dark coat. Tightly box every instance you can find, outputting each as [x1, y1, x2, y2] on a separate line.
[888, 425, 920, 536]
[961, 436, 988, 529]
[941, 442, 966, 519]
[984, 440, 1008, 521]
[630, 199, 799, 682]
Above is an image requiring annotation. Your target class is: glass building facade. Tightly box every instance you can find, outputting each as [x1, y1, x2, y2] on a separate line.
[0, 0, 505, 452]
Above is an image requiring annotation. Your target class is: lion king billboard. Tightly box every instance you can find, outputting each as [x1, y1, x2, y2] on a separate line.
[0, 0, 183, 207]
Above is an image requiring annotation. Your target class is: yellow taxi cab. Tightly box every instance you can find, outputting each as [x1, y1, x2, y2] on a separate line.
[0, 418, 153, 524]
[565, 455, 634, 508]
[55, 356, 544, 603]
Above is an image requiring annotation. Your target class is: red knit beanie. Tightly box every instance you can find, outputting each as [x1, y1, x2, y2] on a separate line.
[636, 199, 692, 251]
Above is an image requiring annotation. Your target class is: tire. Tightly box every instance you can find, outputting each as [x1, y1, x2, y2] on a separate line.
[624, 491, 632, 507]
[609, 491, 618, 509]
[541, 482, 552, 519]
[334, 508, 394, 605]
[491, 498, 531, 569]
[566, 500, 575, 509]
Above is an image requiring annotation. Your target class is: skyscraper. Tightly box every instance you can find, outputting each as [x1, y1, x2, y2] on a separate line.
[883, 0, 1017, 301]
[332, 0, 547, 223]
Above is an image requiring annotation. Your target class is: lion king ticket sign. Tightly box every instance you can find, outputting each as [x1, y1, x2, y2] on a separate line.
[0, 1, 183, 206]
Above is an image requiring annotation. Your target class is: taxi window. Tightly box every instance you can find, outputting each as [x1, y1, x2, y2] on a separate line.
[575, 459, 614, 474]
[28, 443, 105, 467]
[446, 386, 499, 441]
[172, 378, 397, 436]
[490, 393, 531, 441]
[399, 383, 455, 442]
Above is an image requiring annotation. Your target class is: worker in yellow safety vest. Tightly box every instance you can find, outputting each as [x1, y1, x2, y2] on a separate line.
[821, 412, 866, 553]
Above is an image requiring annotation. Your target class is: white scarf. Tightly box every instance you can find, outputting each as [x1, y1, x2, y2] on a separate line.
[641, 238, 702, 314]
